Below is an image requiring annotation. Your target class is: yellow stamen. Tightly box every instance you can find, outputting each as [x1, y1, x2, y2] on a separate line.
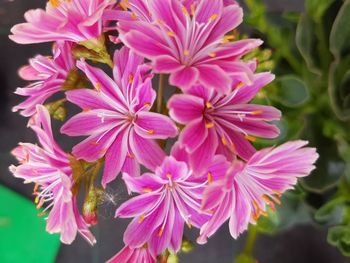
[100, 149, 108, 155]
[184, 49, 190, 56]
[144, 103, 152, 108]
[120, 1, 128, 11]
[129, 74, 134, 83]
[158, 228, 164, 236]
[49, 0, 60, 8]
[221, 35, 235, 44]
[181, 5, 189, 16]
[35, 196, 39, 204]
[230, 143, 235, 152]
[131, 12, 138, 20]
[205, 122, 215, 129]
[147, 129, 155, 135]
[221, 136, 228, 145]
[245, 135, 257, 142]
[187, 222, 192, 229]
[207, 209, 215, 213]
[236, 82, 245, 90]
[251, 110, 263, 116]
[38, 211, 46, 217]
[208, 14, 218, 22]
[207, 172, 213, 184]
[167, 31, 176, 37]
[190, 4, 196, 16]
[138, 214, 145, 224]
[95, 82, 102, 92]
[143, 188, 153, 193]
[206, 102, 213, 109]
[208, 52, 216, 58]
[83, 108, 91, 112]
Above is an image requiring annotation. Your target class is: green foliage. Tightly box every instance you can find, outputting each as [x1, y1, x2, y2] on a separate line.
[243, 0, 350, 258]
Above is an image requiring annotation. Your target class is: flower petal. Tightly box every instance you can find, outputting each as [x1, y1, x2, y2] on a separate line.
[134, 111, 178, 139]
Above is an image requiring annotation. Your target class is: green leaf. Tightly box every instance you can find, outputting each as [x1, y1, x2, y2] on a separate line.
[315, 196, 346, 223]
[306, 0, 336, 22]
[328, 226, 350, 256]
[330, 0, 350, 58]
[275, 75, 310, 107]
[328, 57, 350, 120]
[296, 14, 322, 75]
[301, 115, 345, 193]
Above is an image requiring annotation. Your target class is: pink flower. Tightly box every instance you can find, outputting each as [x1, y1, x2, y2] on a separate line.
[168, 72, 281, 171]
[115, 156, 209, 255]
[10, 105, 95, 245]
[116, 0, 261, 93]
[107, 245, 156, 263]
[13, 42, 75, 117]
[197, 140, 319, 244]
[9, 0, 114, 44]
[61, 47, 178, 187]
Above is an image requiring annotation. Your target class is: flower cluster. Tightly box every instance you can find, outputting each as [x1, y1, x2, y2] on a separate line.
[9, 0, 318, 262]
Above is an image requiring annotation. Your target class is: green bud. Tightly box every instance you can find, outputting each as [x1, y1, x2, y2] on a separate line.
[181, 237, 194, 253]
[45, 99, 67, 121]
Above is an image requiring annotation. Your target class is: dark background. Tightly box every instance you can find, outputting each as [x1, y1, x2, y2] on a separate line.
[0, 0, 349, 262]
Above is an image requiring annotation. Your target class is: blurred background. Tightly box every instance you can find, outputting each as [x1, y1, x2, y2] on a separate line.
[1, 0, 350, 262]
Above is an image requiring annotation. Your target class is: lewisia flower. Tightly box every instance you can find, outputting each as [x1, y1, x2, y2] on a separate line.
[10, 105, 95, 245]
[168, 72, 281, 169]
[115, 156, 209, 255]
[197, 141, 319, 244]
[61, 47, 178, 187]
[107, 245, 156, 263]
[13, 42, 75, 117]
[9, 0, 114, 45]
[116, 0, 261, 93]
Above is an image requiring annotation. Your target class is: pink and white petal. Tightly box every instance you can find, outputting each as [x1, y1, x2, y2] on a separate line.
[115, 192, 162, 218]
[205, 5, 243, 44]
[230, 72, 275, 104]
[170, 142, 190, 164]
[154, 55, 184, 73]
[179, 118, 207, 153]
[122, 155, 141, 179]
[169, 67, 199, 89]
[107, 246, 133, 263]
[134, 111, 178, 139]
[149, 198, 175, 255]
[189, 127, 218, 174]
[65, 89, 115, 111]
[197, 65, 231, 94]
[197, 194, 232, 245]
[121, 30, 172, 58]
[130, 130, 166, 170]
[102, 131, 129, 188]
[170, 210, 185, 253]
[225, 131, 256, 161]
[194, 0, 222, 24]
[168, 94, 204, 124]
[123, 203, 165, 248]
[60, 111, 118, 136]
[229, 183, 252, 239]
[201, 181, 226, 212]
[122, 172, 163, 194]
[76, 60, 127, 107]
[72, 128, 119, 162]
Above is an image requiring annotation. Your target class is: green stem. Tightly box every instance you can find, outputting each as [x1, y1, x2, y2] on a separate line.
[157, 74, 166, 113]
[243, 225, 258, 256]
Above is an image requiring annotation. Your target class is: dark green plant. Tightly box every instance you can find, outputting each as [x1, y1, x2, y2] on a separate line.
[236, 0, 350, 259]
